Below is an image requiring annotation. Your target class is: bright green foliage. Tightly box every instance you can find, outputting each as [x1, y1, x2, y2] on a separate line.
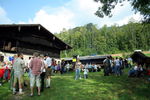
[56, 22, 150, 58]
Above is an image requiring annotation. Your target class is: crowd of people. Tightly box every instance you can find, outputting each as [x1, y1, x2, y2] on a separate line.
[74, 59, 102, 80]
[0, 52, 70, 96]
[0, 53, 149, 97]
[10, 52, 54, 96]
[102, 56, 132, 76]
[102, 56, 148, 78]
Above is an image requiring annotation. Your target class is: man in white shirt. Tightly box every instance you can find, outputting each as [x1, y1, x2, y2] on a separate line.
[45, 55, 52, 68]
[45, 54, 52, 88]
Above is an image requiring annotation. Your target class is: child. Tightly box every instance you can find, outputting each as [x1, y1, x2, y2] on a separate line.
[83, 68, 89, 79]
[4, 62, 11, 81]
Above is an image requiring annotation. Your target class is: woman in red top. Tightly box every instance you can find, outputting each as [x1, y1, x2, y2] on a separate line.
[51, 59, 56, 74]
[0, 62, 5, 86]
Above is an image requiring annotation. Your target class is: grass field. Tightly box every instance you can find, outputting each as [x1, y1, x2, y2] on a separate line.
[145, 53, 150, 57]
[0, 69, 150, 100]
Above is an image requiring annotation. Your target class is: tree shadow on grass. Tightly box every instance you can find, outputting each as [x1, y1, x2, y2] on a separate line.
[1, 71, 150, 100]
[21, 73, 150, 100]
[89, 72, 150, 100]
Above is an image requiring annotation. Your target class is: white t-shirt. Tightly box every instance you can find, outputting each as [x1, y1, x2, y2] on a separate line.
[66, 64, 70, 69]
[139, 67, 143, 71]
[46, 57, 52, 67]
[115, 59, 120, 66]
[94, 65, 97, 69]
[83, 69, 88, 74]
[27, 59, 31, 68]
[4, 65, 11, 69]
[42, 60, 46, 72]
[134, 66, 138, 70]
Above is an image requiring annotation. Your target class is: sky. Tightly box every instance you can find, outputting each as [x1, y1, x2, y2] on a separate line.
[0, 0, 143, 33]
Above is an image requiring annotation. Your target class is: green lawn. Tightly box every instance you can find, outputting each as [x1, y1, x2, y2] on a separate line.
[145, 53, 150, 57]
[0, 69, 150, 100]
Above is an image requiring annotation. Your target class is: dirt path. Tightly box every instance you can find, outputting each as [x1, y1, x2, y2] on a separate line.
[111, 51, 150, 57]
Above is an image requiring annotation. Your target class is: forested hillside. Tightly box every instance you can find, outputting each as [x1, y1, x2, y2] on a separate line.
[55, 22, 150, 57]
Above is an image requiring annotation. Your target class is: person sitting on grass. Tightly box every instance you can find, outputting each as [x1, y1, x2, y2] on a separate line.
[94, 64, 98, 72]
[136, 64, 145, 77]
[128, 63, 139, 77]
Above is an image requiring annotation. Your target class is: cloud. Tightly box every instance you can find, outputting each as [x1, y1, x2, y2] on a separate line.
[75, 0, 99, 14]
[98, 13, 142, 27]
[19, 0, 143, 33]
[0, 7, 13, 24]
[111, 1, 130, 16]
[19, 0, 100, 33]
[115, 13, 143, 25]
[19, 7, 75, 33]
[28, 7, 75, 33]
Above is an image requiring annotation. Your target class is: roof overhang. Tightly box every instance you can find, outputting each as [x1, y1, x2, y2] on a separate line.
[0, 24, 72, 50]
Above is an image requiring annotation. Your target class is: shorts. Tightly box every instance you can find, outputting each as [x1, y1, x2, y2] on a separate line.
[52, 66, 55, 70]
[30, 73, 41, 87]
[14, 74, 24, 84]
[46, 68, 52, 77]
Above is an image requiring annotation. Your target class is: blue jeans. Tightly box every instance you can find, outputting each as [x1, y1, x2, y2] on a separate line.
[28, 69, 31, 77]
[75, 69, 80, 80]
[112, 66, 115, 73]
[115, 65, 121, 76]
[84, 74, 88, 79]
[128, 69, 137, 76]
